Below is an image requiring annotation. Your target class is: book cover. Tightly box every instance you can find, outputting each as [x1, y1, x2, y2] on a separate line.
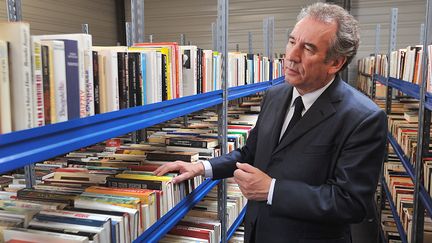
[0, 22, 33, 131]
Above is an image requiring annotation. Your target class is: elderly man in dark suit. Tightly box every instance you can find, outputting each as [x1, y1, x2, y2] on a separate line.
[155, 2, 387, 243]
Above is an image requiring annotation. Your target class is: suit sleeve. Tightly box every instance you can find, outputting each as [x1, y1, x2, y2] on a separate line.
[271, 109, 387, 224]
[208, 92, 268, 180]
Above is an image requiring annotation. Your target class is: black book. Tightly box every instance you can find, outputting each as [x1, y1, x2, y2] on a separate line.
[92, 50, 100, 114]
[128, 52, 138, 107]
[161, 53, 168, 101]
[117, 52, 129, 109]
[41, 44, 51, 124]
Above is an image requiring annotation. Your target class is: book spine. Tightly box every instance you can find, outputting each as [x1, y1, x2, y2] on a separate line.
[135, 53, 143, 107]
[31, 40, 45, 127]
[118, 52, 129, 109]
[64, 40, 80, 120]
[128, 53, 137, 108]
[10, 24, 33, 130]
[166, 138, 207, 148]
[52, 41, 68, 122]
[161, 54, 168, 101]
[92, 51, 100, 114]
[106, 50, 119, 112]
[41, 45, 51, 125]
[83, 34, 95, 116]
[0, 40, 12, 133]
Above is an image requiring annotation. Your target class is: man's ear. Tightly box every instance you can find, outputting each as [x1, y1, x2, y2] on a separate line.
[328, 56, 347, 75]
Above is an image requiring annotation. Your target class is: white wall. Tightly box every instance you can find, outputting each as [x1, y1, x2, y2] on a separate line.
[0, 0, 118, 46]
[126, 0, 318, 54]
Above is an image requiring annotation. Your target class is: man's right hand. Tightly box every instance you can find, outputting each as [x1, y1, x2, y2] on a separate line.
[153, 161, 205, 184]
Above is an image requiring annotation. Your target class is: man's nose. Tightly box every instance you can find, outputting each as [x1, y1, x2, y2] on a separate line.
[285, 46, 300, 63]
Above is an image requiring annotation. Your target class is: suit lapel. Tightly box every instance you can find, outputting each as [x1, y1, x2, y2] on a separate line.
[271, 78, 343, 155]
[269, 86, 293, 151]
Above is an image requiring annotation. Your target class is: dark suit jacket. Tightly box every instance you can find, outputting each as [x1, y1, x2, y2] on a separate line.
[209, 76, 387, 243]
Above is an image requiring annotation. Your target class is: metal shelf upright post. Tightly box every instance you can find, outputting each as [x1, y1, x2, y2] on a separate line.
[216, 0, 229, 242]
[411, 0, 432, 242]
[372, 24, 380, 99]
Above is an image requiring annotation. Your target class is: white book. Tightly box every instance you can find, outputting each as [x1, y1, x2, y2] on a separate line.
[142, 50, 160, 104]
[156, 52, 163, 102]
[3, 227, 89, 243]
[96, 49, 120, 112]
[74, 199, 138, 243]
[39, 210, 111, 243]
[0, 22, 33, 131]
[203, 50, 213, 92]
[30, 38, 45, 127]
[0, 40, 12, 133]
[41, 40, 68, 122]
[180, 46, 197, 97]
[35, 34, 94, 117]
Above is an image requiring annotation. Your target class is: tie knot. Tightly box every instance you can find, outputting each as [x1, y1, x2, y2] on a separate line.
[293, 96, 304, 112]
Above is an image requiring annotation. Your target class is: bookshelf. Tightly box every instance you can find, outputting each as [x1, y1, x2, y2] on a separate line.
[0, 76, 285, 241]
[0, 0, 286, 242]
[361, 1, 432, 242]
[382, 177, 409, 243]
[0, 77, 283, 174]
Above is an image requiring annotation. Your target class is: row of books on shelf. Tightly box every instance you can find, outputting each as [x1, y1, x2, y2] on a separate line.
[375, 98, 432, 198]
[357, 44, 432, 99]
[0, 95, 263, 242]
[383, 155, 432, 243]
[358, 44, 432, 84]
[0, 21, 283, 134]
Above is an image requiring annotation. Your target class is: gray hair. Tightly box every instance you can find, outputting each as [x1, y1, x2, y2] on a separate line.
[297, 2, 359, 70]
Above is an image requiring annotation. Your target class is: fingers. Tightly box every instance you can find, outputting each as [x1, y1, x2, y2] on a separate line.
[236, 162, 256, 173]
[153, 160, 182, 176]
[171, 172, 192, 184]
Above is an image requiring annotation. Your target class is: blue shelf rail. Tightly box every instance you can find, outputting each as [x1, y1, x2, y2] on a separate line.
[373, 74, 432, 110]
[387, 77, 420, 100]
[226, 205, 247, 240]
[374, 74, 388, 86]
[387, 134, 432, 219]
[0, 78, 284, 174]
[382, 178, 408, 243]
[134, 178, 221, 243]
[229, 76, 284, 100]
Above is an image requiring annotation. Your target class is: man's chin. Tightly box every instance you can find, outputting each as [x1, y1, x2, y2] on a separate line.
[285, 76, 301, 86]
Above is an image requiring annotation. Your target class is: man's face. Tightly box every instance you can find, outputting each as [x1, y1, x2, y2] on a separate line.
[284, 17, 341, 94]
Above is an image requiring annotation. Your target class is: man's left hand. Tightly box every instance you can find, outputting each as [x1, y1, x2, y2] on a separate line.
[234, 162, 272, 201]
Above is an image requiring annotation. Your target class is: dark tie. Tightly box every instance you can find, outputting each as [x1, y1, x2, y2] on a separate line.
[282, 96, 304, 138]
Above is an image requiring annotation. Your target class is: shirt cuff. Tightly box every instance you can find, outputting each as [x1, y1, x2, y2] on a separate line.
[200, 160, 213, 178]
[267, 178, 276, 205]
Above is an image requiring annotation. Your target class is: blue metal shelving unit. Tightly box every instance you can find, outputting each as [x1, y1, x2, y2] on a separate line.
[382, 178, 408, 243]
[227, 205, 247, 240]
[0, 78, 283, 242]
[388, 134, 432, 219]
[134, 179, 221, 243]
[374, 74, 388, 86]
[0, 78, 284, 174]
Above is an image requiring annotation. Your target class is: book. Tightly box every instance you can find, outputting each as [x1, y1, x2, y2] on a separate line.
[3, 228, 89, 243]
[0, 22, 33, 131]
[30, 39, 45, 128]
[146, 151, 199, 162]
[0, 40, 11, 133]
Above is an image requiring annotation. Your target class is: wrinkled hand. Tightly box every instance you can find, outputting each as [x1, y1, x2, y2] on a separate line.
[153, 161, 204, 184]
[234, 162, 272, 201]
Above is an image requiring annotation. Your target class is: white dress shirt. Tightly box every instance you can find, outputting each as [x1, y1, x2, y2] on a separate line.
[202, 78, 335, 205]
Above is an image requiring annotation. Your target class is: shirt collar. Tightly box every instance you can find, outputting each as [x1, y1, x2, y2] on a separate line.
[290, 77, 335, 111]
